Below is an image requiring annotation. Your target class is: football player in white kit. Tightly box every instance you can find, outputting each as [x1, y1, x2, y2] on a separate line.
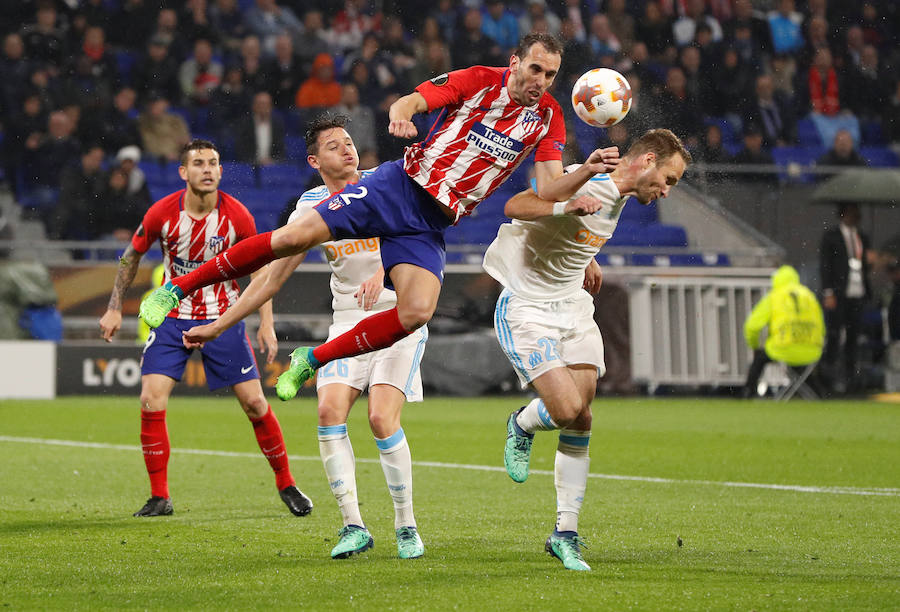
[483, 129, 691, 571]
[183, 116, 428, 560]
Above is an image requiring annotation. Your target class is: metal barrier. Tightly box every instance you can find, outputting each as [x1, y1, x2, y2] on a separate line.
[628, 274, 772, 389]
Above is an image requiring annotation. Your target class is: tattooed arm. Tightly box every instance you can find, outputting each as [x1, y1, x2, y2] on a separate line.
[99, 244, 144, 342]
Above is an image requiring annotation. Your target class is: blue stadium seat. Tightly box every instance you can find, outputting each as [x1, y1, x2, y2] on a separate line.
[285, 135, 306, 161]
[861, 120, 884, 146]
[114, 50, 138, 85]
[772, 145, 827, 182]
[860, 147, 899, 167]
[619, 197, 658, 224]
[258, 163, 309, 189]
[704, 116, 740, 150]
[796, 118, 822, 147]
[223, 162, 258, 188]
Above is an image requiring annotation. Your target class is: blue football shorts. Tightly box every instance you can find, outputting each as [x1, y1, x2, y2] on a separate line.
[141, 317, 259, 391]
[314, 160, 453, 288]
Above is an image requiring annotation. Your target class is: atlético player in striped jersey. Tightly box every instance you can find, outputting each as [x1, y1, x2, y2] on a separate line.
[99, 139, 313, 518]
[140, 33, 621, 399]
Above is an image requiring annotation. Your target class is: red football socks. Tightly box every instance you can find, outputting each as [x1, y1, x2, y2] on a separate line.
[140, 409, 170, 499]
[312, 307, 411, 365]
[250, 406, 294, 490]
[172, 232, 276, 295]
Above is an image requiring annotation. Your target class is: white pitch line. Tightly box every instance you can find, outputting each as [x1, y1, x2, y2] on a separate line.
[2, 435, 898, 498]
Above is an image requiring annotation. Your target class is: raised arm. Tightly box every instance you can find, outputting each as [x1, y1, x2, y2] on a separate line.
[388, 92, 428, 139]
[504, 189, 604, 221]
[182, 253, 306, 347]
[533, 147, 621, 202]
[99, 244, 144, 341]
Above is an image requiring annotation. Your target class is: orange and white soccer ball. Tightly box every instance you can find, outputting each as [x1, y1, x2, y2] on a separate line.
[571, 68, 632, 127]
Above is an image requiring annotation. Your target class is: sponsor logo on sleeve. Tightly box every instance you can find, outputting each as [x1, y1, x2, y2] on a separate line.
[430, 73, 449, 86]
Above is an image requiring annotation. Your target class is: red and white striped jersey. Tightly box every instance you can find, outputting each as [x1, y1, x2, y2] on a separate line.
[132, 190, 257, 320]
[405, 65, 566, 221]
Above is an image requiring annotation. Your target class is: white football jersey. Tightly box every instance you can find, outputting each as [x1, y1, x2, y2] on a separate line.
[482, 167, 628, 301]
[289, 169, 396, 321]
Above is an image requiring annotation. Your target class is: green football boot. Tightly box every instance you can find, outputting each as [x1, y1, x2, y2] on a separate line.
[396, 526, 425, 559]
[545, 531, 591, 571]
[504, 409, 534, 483]
[276, 347, 317, 401]
[330, 525, 374, 559]
[138, 284, 182, 328]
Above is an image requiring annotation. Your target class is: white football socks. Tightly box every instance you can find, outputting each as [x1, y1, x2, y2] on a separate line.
[318, 424, 364, 528]
[375, 428, 416, 529]
[515, 397, 559, 434]
[554, 429, 591, 534]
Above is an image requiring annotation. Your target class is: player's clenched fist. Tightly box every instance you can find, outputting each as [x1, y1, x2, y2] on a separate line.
[566, 195, 604, 216]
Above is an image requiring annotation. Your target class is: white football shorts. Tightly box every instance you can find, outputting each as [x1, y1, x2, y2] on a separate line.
[493, 287, 606, 386]
[315, 319, 428, 402]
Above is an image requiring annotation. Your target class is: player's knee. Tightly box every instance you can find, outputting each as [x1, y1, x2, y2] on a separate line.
[549, 402, 582, 427]
[139, 391, 167, 412]
[396, 302, 434, 331]
[317, 401, 342, 425]
[367, 408, 399, 439]
[240, 394, 268, 419]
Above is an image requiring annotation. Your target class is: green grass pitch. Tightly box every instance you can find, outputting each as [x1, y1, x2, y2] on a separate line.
[1, 396, 898, 610]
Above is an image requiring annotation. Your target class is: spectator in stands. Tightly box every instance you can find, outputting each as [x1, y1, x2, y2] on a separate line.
[858, 2, 890, 51]
[295, 9, 333, 69]
[587, 14, 622, 61]
[179, 38, 223, 107]
[51, 145, 105, 240]
[20, 0, 64, 69]
[342, 32, 399, 103]
[817, 129, 866, 171]
[333, 83, 377, 156]
[380, 16, 416, 89]
[180, 0, 219, 48]
[707, 47, 754, 120]
[22, 110, 81, 209]
[133, 36, 182, 106]
[605, 0, 635, 50]
[769, 52, 796, 99]
[150, 8, 188, 64]
[844, 45, 890, 122]
[557, 18, 592, 91]
[264, 33, 302, 109]
[97, 145, 152, 241]
[138, 95, 191, 162]
[767, 0, 804, 55]
[634, 1, 672, 57]
[238, 34, 268, 94]
[209, 66, 251, 132]
[408, 38, 451, 90]
[797, 15, 831, 72]
[672, 0, 723, 48]
[838, 25, 865, 71]
[651, 67, 701, 149]
[235, 91, 285, 166]
[210, 0, 250, 56]
[743, 74, 795, 148]
[723, 0, 771, 59]
[3, 92, 46, 191]
[108, 0, 157, 51]
[83, 86, 142, 156]
[0, 33, 30, 115]
[518, 0, 560, 39]
[243, 0, 304, 57]
[694, 123, 733, 165]
[451, 8, 502, 71]
[331, 0, 382, 54]
[820, 202, 870, 393]
[678, 45, 714, 115]
[63, 25, 120, 109]
[742, 264, 825, 398]
[731, 124, 773, 181]
[430, 0, 458, 47]
[295, 52, 341, 110]
[481, 0, 519, 55]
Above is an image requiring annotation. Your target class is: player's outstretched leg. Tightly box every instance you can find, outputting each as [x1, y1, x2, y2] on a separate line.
[133, 496, 173, 517]
[276, 347, 318, 400]
[545, 531, 590, 571]
[504, 407, 534, 483]
[138, 283, 184, 328]
[279, 486, 313, 516]
[331, 525, 374, 559]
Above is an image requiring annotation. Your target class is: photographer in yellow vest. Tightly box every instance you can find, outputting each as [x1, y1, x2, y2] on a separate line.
[742, 265, 826, 398]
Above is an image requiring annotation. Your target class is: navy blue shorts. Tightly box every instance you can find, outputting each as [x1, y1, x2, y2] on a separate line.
[141, 318, 259, 391]
[314, 160, 453, 287]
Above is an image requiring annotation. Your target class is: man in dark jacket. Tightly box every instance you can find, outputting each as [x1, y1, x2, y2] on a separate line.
[819, 202, 870, 392]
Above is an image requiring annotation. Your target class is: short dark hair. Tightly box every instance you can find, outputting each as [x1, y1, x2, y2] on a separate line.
[513, 32, 563, 59]
[305, 114, 349, 155]
[179, 139, 219, 165]
[625, 129, 692, 166]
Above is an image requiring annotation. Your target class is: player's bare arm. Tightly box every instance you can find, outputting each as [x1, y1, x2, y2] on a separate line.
[387, 92, 427, 139]
[583, 259, 603, 294]
[252, 266, 279, 363]
[533, 147, 620, 203]
[183, 253, 305, 348]
[99, 244, 143, 341]
[504, 190, 603, 221]
[355, 267, 385, 311]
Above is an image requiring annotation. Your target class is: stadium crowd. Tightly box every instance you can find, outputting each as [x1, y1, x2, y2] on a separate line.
[0, 0, 898, 240]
